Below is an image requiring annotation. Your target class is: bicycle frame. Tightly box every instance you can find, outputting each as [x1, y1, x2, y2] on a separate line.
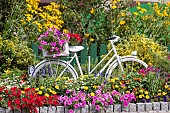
[67, 40, 124, 76]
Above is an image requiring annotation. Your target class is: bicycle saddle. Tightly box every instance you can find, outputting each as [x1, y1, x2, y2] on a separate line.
[69, 46, 84, 53]
[105, 35, 120, 42]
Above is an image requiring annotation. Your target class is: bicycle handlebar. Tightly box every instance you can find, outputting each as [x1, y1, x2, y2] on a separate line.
[105, 35, 120, 42]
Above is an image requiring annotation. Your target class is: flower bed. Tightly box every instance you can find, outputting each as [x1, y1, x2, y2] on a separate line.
[0, 66, 169, 113]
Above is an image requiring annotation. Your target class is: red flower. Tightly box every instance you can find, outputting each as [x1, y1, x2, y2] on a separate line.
[7, 101, 12, 107]
[14, 99, 20, 105]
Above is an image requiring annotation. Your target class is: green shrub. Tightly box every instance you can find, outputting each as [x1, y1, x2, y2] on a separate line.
[0, 36, 35, 73]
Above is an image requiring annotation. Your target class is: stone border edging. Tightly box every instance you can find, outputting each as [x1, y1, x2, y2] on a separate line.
[0, 102, 169, 113]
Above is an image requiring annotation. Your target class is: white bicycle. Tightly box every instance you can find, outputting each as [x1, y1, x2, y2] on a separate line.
[29, 35, 148, 79]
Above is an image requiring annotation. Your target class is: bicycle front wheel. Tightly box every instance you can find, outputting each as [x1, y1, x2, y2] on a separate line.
[106, 58, 148, 79]
[31, 59, 78, 79]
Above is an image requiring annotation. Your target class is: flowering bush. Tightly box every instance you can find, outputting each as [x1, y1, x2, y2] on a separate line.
[108, 66, 170, 102]
[38, 27, 70, 56]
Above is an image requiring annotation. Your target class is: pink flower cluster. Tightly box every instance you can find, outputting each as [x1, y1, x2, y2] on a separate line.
[58, 85, 136, 113]
[58, 90, 87, 113]
[38, 27, 70, 56]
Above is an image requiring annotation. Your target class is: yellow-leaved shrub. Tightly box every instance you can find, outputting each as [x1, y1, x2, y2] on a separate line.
[108, 34, 168, 66]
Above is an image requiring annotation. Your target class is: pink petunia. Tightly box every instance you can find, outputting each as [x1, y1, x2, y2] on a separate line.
[96, 105, 100, 110]
[38, 46, 43, 50]
[40, 40, 47, 45]
[69, 109, 74, 113]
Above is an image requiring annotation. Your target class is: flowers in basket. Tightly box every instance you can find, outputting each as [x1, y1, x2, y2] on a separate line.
[38, 27, 70, 57]
[68, 33, 82, 45]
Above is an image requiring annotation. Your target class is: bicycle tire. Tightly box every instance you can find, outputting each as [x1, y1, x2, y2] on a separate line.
[31, 59, 78, 79]
[105, 57, 148, 79]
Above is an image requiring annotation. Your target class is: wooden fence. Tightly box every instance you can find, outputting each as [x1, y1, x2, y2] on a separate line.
[1, 102, 170, 113]
[31, 43, 107, 64]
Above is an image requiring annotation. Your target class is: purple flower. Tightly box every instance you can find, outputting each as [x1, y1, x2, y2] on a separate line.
[38, 46, 43, 50]
[55, 47, 59, 51]
[38, 35, 45, 41]
[64, 96, 69, 100]
[74, 103, 79, 109]
[104, 102, 109, 106]
[123, 94, 129, 99]
[50, 49, 54, 53]
[58, 39, 66, 46]
[109, 98, 114, 104]
[123, 100, 129, 107]
[54, 29, 61, 36]
[82, 101, 86, 107]
[96, 105, 100, 110]
[66, 89, 71, 94]
[40, 40, 47, 45]
[50, 42, 56, 47]
[95, 90, 101, 94]
[67, 101, 72, 106]
[69, 109, 74, 113]
[44, 31, 49, 36]
[92, 101, 96, 105]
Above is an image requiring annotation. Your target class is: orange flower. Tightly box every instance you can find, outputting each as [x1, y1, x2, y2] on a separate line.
[126, 80, 130, 83]
[121, 80, 125, 84]
[137, 78, 141, 82]
[142, 74, 146, 77]
[133, 78, 137, 81]
[123, 75, 126, 78]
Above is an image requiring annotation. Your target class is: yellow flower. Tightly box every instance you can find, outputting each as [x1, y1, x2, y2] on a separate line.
[162, 92, 167, 96]
[84, 86, 88, 90]
[139, 90, 143, 93]
[141, 8, 147, 12]
[40, 86, 44, 90]
[90, 38, 94, 42]
[164, 85, 168, 89]
[21, 91, 25, 94]
[121, 12, 125, 16]
[51, 91, 57, 95]
[63, 29, 69, 34]
[90, 8, 95, 14]
[144, 91, 148, 95]
[145, 95, 150, 99]
[111, 79, 115, 83]
[139, 95, 143, 98]
[147, 2, 151, 5]
[126, 91, 130, 93]
[90, 92, 95, 96]
[93, 85, 98, 89]
[137, 6, 141, 10]
[115, 78, 119, 80]
[111, 20, 115, 23]
[4, 69, 12, 75]
[158, 89, 161, 92]
[37, 91, 42, 95]
[115, 85, 119, 88]
[55, 85, 59, 89]
[35, 88, 39, 91]
[158, 93, 161, 96]
[45, 93, 49, 97]
[112, 5, 117, 9]
[85, 34, 90, 37]
[120, 20, 125, 25]
[137, 1, 141, 6]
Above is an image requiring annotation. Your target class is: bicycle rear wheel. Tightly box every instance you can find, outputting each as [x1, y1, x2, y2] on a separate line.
[106, 58, 148, 79]
[31, 59, 78, 79]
